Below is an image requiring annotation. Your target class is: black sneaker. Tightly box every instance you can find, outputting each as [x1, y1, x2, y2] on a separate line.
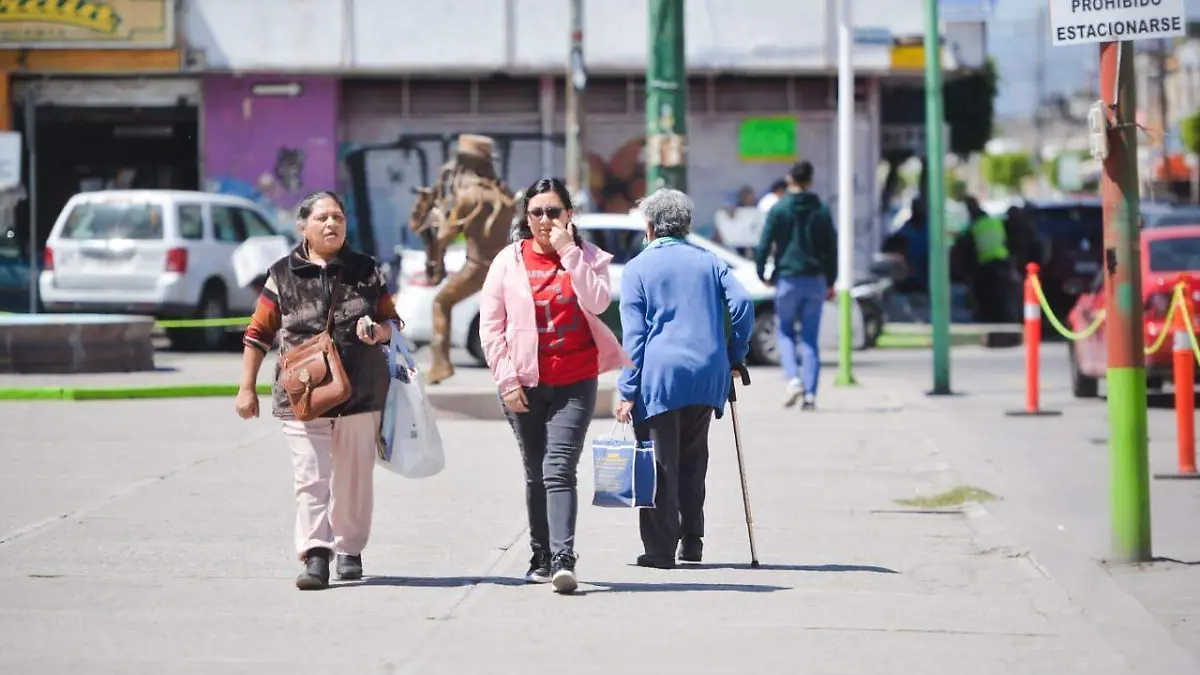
[337, 553, 363, 581]
[678, 536, 703, 563]
[296, 548, 331, 590]
[525, 551, 551, 584]
[550, 552, 578, 594]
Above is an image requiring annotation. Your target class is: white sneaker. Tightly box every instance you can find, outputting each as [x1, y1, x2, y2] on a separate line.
[783, 379, 803, 407]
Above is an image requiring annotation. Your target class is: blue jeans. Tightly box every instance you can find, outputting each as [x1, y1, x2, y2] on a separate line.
[776, 275, 826, 396]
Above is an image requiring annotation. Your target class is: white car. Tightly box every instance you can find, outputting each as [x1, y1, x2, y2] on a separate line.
[394, 212, 865, 366]
[39, 190, 290, 350]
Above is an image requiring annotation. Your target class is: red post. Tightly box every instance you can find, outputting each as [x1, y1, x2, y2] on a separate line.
[1024, 263, 1041, 412]
[1007, 263, 1060, 416]
[1173, 275, 1196, 474]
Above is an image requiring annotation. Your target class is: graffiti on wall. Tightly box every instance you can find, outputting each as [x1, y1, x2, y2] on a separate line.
[203, 75, 338, 236]
[209, 146, 308, 226]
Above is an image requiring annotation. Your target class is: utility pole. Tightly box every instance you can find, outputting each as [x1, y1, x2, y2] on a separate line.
[564, 0, 588, 207]
[835, 0, 856, 386]
[1033, 6, 1047, 171]
[645, 0, 687, 193]
[1100, 40, 1152, 563]
[923, 0, 951, 394]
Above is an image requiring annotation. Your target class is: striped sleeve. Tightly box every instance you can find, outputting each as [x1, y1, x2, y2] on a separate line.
[243, 275, 281, 354]
[372, 268, 404, 330]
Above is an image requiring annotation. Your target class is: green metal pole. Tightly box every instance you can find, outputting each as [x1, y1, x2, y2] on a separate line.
[834, 0, 857, 387]
[1100, 40, 1152, 563]
[646, 0, 687, 193]
[923, 0, 951, 395]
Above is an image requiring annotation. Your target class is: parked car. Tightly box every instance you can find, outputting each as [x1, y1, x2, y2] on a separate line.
[1025, 199, 1105, 325]
[394, 211, 866, 366]
[39, 190, 287, 350]
[1066, 224, 1200, 397]
[1141, 202, 1200, 229]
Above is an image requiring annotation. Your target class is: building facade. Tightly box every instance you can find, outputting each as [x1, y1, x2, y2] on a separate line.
[0, 0, 987, 308]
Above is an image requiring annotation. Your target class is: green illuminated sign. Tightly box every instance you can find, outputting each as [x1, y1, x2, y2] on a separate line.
[738, 116, 797, 163]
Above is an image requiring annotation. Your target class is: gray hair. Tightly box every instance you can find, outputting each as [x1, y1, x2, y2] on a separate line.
[640, 188, 694, 239]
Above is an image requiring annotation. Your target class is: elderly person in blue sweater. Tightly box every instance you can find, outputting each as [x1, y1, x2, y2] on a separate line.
[614, 188, 756, 569]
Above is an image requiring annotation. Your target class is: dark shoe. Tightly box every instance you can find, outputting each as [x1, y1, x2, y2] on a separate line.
[550, 552, 578, 594]
[678, 536, 703, 563]
[636, 554, 677, 569]
[336, 553, 363, 581]
[296, 548, 331, 590]
[525, 551, 551, 584]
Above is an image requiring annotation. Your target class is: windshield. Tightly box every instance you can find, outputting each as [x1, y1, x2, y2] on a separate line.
[1148, 236, 1200, 272]
[579, 228, 645, 264]
[59, 201, 165, 240]
[1033, 205, 1103, 241]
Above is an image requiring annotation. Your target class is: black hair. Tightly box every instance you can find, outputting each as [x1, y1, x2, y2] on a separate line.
[512, 178, 581, 245]
[789, 161, 814, 186]
[769, 179, 787, 193]
[296, 191, 346, 221]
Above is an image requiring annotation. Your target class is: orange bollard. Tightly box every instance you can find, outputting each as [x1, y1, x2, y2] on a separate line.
[1007, 263, 1062, 417]
[1158, 275, 1198, 480]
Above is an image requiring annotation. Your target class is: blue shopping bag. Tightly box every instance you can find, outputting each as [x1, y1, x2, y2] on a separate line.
[591, 425, 657, 508]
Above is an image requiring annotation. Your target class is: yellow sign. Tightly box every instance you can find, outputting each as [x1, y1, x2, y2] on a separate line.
[0, 0, 173, 49]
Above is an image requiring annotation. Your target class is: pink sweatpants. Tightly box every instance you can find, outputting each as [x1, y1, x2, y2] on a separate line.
[281, 411, 381, 561]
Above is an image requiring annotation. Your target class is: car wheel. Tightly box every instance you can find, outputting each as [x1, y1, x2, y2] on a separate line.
[169, 285, 229, 352]
[1068, 342, 1098, 398]
[859, 299, 883, 349]
[748, 310, 779, 366]
[467, 314, 485, 365]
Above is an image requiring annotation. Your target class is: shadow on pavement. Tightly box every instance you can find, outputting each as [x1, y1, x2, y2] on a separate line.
[687, 562, 899, 574]
[331, 575, 527, 589]
[577, 581, 790, 594]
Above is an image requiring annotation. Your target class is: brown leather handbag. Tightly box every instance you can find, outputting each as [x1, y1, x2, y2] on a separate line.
[280, 274, 352, 421]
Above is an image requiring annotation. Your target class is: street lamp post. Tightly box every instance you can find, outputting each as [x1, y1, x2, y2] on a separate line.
[835, 0, 857, 386]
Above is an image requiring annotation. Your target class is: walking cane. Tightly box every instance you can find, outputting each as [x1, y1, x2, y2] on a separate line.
[729, 364, 760, 568]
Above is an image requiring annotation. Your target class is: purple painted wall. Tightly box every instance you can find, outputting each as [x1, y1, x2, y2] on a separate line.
[202, 75, 339, 230]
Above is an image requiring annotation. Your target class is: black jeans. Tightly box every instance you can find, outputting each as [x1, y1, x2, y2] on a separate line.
[502, 378, 598, 557]
[634, 405, 714, 558]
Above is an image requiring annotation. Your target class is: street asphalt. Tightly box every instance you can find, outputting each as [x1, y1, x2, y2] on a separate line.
[0, 340, 1197, 674]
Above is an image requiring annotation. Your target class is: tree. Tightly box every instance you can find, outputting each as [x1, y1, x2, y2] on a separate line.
[982, 152, 1034, 191]
[945, 58, 999, 159]
[1183, 110, 1200, 156]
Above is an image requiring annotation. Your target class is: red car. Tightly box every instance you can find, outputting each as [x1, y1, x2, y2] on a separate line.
[1067, 225, 1200, 398]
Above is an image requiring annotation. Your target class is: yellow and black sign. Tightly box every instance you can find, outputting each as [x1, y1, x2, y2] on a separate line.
[0, 0, 173, 49]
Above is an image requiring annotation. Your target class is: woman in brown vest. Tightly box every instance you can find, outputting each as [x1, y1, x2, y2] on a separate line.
[236, 191, 402, 591]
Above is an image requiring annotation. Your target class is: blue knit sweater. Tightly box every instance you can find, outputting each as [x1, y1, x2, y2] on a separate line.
[617, 237, 755, 424]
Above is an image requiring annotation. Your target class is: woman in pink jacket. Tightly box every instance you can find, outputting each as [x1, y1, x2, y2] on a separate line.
[479, 177, 629, 594]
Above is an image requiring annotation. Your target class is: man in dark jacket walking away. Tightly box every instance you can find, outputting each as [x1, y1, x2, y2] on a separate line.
[754, 161, 838, 410]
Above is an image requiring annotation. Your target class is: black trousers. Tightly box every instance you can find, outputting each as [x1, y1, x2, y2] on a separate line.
[634, 405, 714, 558]
[502, 379, 598, 557]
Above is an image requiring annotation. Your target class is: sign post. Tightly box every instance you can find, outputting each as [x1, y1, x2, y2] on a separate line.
[1048, 0, 1185, 564]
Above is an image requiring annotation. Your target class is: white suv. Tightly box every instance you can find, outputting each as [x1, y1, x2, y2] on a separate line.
[39, 190, 290, 350]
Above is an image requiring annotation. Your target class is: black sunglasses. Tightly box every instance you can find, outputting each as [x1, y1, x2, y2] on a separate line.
[527, 207, 564, 220]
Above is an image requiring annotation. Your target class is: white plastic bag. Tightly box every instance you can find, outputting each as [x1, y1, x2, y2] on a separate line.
[377, 328, 445, 478]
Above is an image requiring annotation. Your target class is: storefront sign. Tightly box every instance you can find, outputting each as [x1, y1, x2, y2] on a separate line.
[0, 0, 174, 49]
[737, 116, 797, 163]
[1049, 0, 1186, 46]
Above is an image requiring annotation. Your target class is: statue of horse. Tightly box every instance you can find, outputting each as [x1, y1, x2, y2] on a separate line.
[407, 134, 516, 385]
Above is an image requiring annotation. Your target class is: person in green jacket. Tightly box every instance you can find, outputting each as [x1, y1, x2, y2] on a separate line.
[754, 161, 838, 410]
[953, 196, 1018, 323]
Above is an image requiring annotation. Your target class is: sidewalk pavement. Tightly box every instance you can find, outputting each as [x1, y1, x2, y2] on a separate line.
[864, 344, 1200, 674]
[0, 353, 1169, 674]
